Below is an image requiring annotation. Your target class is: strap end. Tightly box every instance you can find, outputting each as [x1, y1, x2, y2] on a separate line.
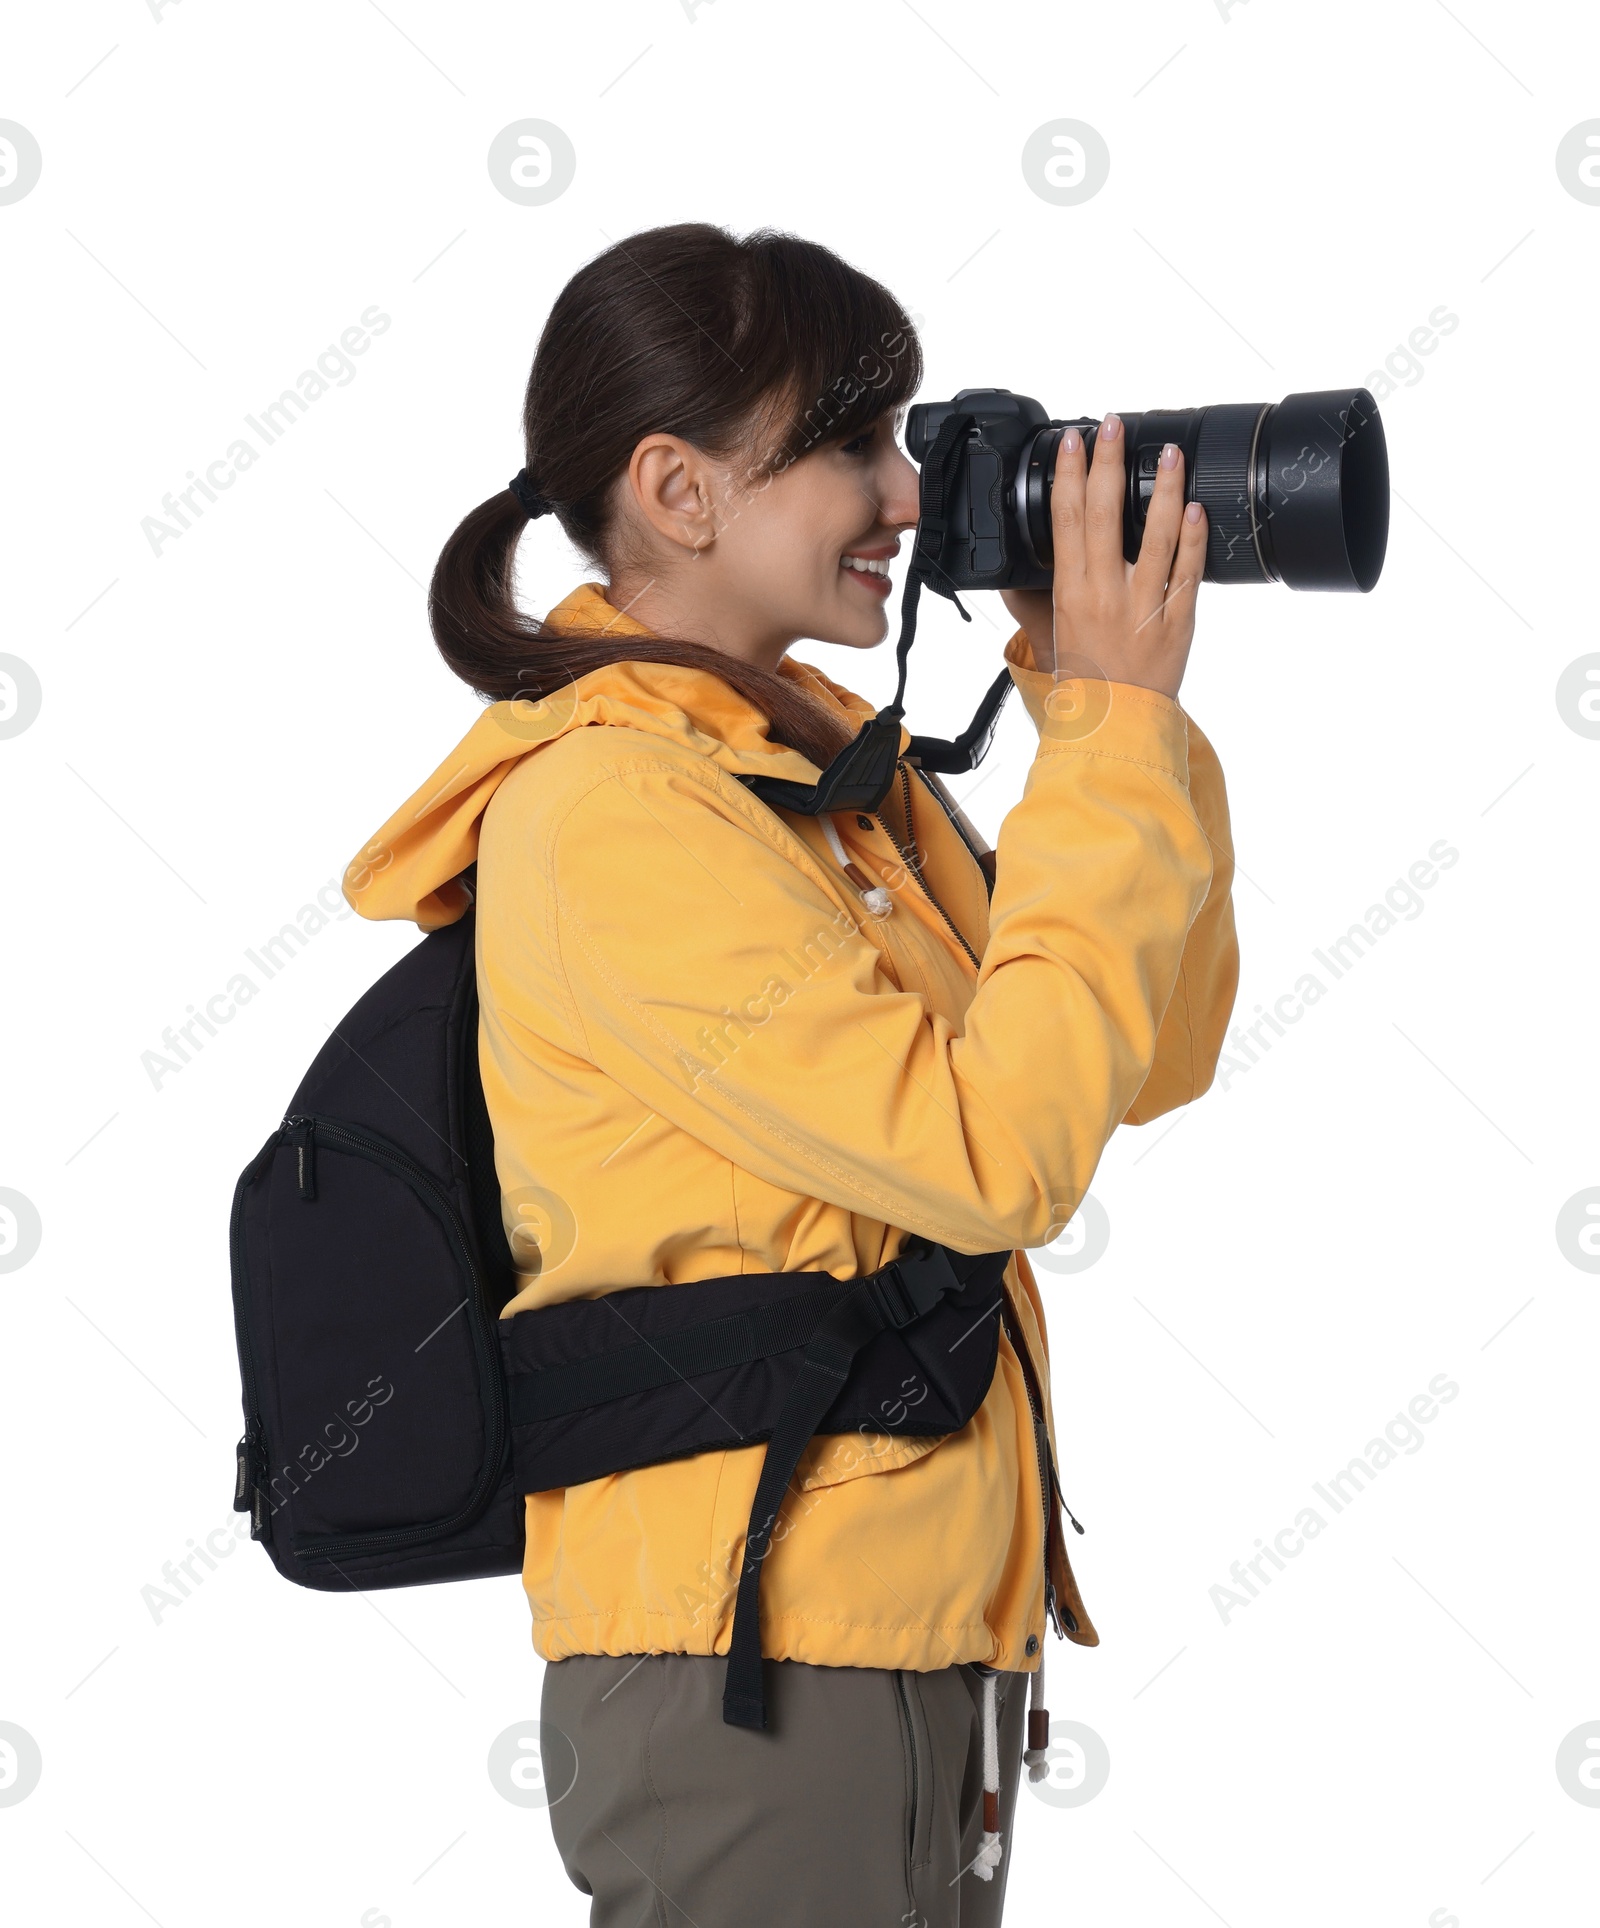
[721, 1691, 767, 1731]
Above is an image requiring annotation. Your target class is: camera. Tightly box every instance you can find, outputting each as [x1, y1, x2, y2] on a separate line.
[904, 387, 1390, 593]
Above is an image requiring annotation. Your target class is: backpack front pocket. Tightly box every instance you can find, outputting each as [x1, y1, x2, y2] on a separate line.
[231, 1114, 511, 1580]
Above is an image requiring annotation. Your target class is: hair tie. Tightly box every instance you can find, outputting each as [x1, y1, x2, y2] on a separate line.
[509, 469, 554, 520]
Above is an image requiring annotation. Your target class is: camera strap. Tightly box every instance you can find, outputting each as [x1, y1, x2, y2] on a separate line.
[741, 412, 1013, 817]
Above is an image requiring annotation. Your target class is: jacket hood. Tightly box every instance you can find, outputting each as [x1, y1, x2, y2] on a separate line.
[343, 582, 885, 929]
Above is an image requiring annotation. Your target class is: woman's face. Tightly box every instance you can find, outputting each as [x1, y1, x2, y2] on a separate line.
[612, 409, 922, 670]
[718, 412, 922, 657]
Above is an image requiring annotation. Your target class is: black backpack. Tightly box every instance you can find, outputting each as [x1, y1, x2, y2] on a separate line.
[228, 871, 1015, 1726]
[229, 895, 525, 1590]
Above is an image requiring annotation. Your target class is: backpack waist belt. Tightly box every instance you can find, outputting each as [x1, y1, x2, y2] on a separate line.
[498, 1239, 1012, 1729]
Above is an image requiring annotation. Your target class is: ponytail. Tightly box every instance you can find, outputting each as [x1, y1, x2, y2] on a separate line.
[428, 489, 858, 771]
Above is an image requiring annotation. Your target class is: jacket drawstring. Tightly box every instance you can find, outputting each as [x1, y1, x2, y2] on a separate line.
[820, 813, 893, 917]
[971, 1652, 1050, 1883]
[973, 1668, 1004, 1880]
[1024, 1651, 1050, 1781]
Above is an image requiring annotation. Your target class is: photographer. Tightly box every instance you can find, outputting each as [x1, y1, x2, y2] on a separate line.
[349, 221, 1238, 1926]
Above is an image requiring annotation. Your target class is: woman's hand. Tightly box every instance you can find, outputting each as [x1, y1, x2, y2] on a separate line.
[999, 415, 1207, 702]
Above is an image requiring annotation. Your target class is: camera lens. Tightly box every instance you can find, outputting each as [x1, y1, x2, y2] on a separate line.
[1019, 388, 1389, 592]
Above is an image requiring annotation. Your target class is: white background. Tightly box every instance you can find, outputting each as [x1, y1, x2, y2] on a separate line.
[2, 2, 1596, 1924]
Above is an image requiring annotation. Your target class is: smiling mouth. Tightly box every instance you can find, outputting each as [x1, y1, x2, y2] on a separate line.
[840, 550, 895, 595]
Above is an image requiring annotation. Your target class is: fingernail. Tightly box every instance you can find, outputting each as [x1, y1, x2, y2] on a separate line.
[1100, 413, 1121, 442]
[1061, 427, 1081, 454]
[1159, 442, 1179, 471]
[1185, 501, 1204, 524]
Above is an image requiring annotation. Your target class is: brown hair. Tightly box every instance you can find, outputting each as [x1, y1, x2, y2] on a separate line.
[427, 222, 923, 768]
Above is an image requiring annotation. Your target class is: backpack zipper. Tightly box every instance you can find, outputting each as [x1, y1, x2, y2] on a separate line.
[239, 1113, 510, 1565]
[230, 1131, 284, 1541]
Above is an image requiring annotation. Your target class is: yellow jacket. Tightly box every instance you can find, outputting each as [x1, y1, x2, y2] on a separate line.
[345, 582, 1238, 1673]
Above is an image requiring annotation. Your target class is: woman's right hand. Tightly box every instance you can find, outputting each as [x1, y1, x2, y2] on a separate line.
[1036, 414, 1208, 703]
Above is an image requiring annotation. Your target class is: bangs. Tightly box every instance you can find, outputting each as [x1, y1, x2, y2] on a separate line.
[726, 231, 924, 480]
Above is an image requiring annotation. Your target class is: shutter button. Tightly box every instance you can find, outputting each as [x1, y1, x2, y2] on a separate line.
[1025, 1634, 1040, 1656]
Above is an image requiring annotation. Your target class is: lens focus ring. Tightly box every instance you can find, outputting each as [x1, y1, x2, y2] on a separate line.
[1192, 404, 1268, 584]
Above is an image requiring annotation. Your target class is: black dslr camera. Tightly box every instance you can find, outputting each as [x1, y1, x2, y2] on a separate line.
[905, 387, 1389, 594]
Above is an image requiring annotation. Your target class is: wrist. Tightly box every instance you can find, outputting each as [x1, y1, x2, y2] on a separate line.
[1006, 622, 1055, 677]
[998, 591, 1055, 673]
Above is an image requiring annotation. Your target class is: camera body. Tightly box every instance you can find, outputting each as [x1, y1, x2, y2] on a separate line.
[906, 389, 1091, 592]
[904, 385, 1389, 594]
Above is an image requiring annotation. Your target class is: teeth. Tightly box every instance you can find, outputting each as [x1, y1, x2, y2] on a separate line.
[842, 555, 890, 577]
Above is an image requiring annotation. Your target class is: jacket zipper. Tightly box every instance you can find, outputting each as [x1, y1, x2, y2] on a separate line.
[880, 762, 1080, 1630]
[911, 765, 993, 888]
[879, 763, 982, 971]
[238, 1113, 509, 1564]
[998, 1292, 1082, 1640]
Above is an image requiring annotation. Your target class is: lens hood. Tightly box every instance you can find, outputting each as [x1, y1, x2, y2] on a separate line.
[1259, 388, 1389, 592]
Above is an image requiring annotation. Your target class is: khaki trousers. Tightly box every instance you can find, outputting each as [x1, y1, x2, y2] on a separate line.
[540, 1653, 1027, 1927]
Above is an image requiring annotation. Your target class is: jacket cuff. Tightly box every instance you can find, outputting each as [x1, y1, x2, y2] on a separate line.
[1004, 629, 1192, 784]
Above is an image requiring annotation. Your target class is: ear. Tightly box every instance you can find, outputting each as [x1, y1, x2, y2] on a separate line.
[626, 434, 720, 555]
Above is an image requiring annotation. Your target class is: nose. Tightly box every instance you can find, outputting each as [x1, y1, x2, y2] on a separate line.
[878, 443, 921, 530]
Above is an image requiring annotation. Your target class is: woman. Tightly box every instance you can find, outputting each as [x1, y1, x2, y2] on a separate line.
[348, 223, 1237, 1925]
